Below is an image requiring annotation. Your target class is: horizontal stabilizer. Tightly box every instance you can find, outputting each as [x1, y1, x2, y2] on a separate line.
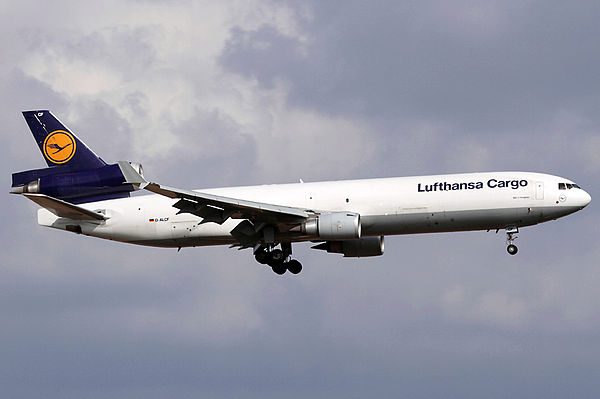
[23, 193, 107, 220]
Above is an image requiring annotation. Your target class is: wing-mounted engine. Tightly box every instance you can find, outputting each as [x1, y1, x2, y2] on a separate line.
[312, 236, 385, 257]
[300, 212, 361, 239]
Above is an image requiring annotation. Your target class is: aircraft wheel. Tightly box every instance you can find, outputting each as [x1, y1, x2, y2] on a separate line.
[270, 249, 285, 263]
[507, 244, 518, 255]
[287, 259, 302, 275]
[272, 263, 287, 275]
[254, 249, 270, 264]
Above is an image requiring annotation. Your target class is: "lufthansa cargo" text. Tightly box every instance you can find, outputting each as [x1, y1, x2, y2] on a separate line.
[417, 179, 528, 192]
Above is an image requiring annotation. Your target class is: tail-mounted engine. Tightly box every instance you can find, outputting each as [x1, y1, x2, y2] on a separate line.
[11, 162, 143, 204]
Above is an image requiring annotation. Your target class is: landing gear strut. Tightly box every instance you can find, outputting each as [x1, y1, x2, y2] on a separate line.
[505, 227, 519, 255]
[253, 243, 303, 275]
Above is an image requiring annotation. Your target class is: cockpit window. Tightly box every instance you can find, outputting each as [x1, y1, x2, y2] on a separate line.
[559, 182, 581, 190]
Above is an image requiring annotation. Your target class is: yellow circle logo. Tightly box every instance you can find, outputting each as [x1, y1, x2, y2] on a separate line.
[43, 130, 76, 164]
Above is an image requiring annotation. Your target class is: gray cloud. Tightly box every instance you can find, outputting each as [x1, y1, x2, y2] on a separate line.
[222, 1, 600, 131]
[1, 1, 599, 398]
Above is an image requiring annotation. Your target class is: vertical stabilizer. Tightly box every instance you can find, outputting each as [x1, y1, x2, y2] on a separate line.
[22, 110, 106, 170]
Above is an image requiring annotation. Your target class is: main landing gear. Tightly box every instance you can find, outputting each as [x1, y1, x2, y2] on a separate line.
[505, 227, 519, 255]
[254, 243, 303, 275]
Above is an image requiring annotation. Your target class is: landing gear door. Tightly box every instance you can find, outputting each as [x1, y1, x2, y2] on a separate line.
[535, 181, 544, 200]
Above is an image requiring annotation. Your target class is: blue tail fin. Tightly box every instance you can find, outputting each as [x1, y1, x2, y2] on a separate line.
[22, 110, 106, 170]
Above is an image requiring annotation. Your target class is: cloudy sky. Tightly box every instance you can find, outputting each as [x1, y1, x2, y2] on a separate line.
[2, 0, 599, 397]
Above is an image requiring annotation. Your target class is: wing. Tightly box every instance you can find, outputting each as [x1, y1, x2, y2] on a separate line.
[23, 193, 107, 221]
[118, 162, 310, 244]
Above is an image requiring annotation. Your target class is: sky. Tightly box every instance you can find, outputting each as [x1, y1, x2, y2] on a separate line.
[1, 0, 599, 397]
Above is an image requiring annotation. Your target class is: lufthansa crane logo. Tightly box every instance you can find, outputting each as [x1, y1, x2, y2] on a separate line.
[43, 130, 76, 164]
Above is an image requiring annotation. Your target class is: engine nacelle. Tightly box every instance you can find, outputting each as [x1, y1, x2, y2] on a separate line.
[313, 236, 385, 257]
[303, 212, 361, 239]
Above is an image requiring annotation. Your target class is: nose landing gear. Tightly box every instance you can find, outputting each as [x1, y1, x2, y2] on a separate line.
[505, 227, 519, 255]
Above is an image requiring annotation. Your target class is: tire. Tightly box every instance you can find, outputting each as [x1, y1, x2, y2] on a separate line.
[254, 250, 270, 264]
[287, 259, 302, 275]
[272, 263, 287, 275]
[507, 244, 518, 255]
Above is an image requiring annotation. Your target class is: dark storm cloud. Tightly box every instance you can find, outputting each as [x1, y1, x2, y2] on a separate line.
[164, 108, 259, 187]
[220, 26, 306, 91]
[221, 0, 600, 131]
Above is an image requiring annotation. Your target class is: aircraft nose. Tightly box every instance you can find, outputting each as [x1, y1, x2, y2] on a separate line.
[581, 190, 592, 207]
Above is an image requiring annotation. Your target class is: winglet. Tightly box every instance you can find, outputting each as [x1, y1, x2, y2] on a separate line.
[117, 161, 148, 189]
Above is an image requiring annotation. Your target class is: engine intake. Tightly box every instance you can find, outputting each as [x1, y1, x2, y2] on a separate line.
[312, 236, 385, 257]
[303, 212, 361, 239]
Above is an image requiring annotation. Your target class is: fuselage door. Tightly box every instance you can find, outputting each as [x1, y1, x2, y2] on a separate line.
[535, 181, 544, 200]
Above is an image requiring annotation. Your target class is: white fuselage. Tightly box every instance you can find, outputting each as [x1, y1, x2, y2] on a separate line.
[37, 172, 591, 248]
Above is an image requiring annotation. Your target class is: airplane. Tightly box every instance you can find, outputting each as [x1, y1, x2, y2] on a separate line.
[11, 110, 591, 275]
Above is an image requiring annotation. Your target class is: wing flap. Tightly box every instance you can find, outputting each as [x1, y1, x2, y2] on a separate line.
[23, 193, 107, 221]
